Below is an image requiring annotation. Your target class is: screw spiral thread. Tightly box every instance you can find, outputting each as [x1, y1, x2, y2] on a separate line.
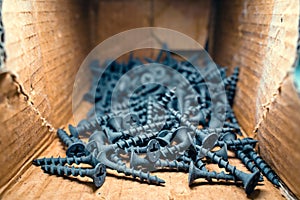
[146, 98, 154, 124]
[110, 153, 126, 166]
[194, 158, 208, 171]
[115, 164, 165, 184]
[177, 155, 192, 163]
[207, 151, 236, 175]
[159, 144, 181, 160]
[236, 150, 264, 182]
[179, 157, 209, 173]
[41, 164, 96, 178]
[76, 113, 113, 134]
[57, 129, 73, 147]
[223, 122, 240, 131]
[226, 67, 239, 105]
[115, 132, 157, 149]
[123, 120, 173, 136]
[133, 107, 147, 118]
[216, 138, 258, 149]
[206, 149, 261, 195]
[248, 150, 279, 186]
[168, 108, 201, 139]
[157, 89, 176, 108]
[235, 150, 258, 172]
[124, 146, 147, 154]
[155, 159, 189, 170]
[198, 170, 236, 182]
[33, 155, 95, 167]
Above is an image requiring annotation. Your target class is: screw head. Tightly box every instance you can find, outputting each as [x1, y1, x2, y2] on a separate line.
[92, 163, 107, 188]
[66, 142, 86, 157]
[244, 170, 260, 195]
[147, 139, 161, 162]
[202, 133, 218, 150]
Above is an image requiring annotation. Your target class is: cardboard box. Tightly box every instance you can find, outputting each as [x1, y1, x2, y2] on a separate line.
[0, 0, 299, 199]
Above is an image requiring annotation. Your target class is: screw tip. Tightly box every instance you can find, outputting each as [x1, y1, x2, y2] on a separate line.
[32, 159, 39, 166]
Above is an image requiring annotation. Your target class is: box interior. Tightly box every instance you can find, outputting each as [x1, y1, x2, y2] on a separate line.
[0, 0, 299, 199]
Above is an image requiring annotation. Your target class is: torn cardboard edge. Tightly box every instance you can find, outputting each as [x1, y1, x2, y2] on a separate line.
[252, 63, 299, 200]
[0, 69, 57, 196]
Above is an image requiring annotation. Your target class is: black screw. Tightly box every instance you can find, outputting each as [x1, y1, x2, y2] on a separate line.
[197, 146, 260, 195]
[215, 138, 258, 149]
[41, 163, 106, 188]
[147, 139, 161, 162]
[155, 159, 189, 171]
[188, 162, 237, 186]
[226, 67, 239, 106]
[105, 120, 174, 143]
[95, 144, 165, 185]
[243, 145, 279, 186]
[168, 107, 218, 150]
[146, 97, 155, 124]
[69, 112, 114, 135]
[33, 154, 98, 167]
[57, 129, 86, 157]
[235, 149, 264, 182]
[110, 150, 126, 167]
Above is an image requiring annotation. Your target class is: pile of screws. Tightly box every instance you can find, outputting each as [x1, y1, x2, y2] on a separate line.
[33, 47, 280, 195]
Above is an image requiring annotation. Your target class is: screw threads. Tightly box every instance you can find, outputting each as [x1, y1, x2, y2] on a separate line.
[206, 171, 234, 181]
[235, 150, 258, 172]
[76, 119, 100, 134]
[206, 150, 260, 195]
[146, 98, 154, 124]
[248, 150, 279, 186]
[158, 89, 176, 108]
[123, 121, 165, 136]
[189, 162, 237, 185]
[110, 153, 126, 166]
[177, 155, 192, 163]
[216, 138, 258, 148]
[41, 164, 95, 177]
[155, 159, 189, 170]
[33, 155, 93, 166]
[133, 107, 147, 118]
[207, 151, 235, 174]
[159, 144, 181, 159]
[115, 165, 165, 184]
[75, 113, 113, 134]
[57, 129, 73, 147]
[236, 150, 264, 182]
[226, 67, 239, 105]
[194, 159, 209, 171]
[124, 146, 147, 154]
[114, 132, 157, 149]
[168, 107, 200, 138]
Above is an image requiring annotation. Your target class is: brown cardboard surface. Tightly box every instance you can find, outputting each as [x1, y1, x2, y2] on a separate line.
[212, 0, 300, 197]
[1, 138, 284, 200]
[153, 0, 211, 47]
[93, 0, 210, 48]
[0, 0, 299, 199]
[0, 0, 92, 193]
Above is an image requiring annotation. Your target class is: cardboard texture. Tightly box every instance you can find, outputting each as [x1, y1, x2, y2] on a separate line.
[2, 138, 284, 200]
[213, 0, 300, 197]
[0, 0, 92, 195]
[0, 0, 299, 199]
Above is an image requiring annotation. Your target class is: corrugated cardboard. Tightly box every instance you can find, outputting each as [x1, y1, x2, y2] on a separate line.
[0, 0, 299, 199]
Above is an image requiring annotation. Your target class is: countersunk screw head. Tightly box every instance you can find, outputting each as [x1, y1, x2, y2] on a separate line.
[93, 163, 107, 188]
[147, 139, 161, 162]
[66, 142, 86, 157]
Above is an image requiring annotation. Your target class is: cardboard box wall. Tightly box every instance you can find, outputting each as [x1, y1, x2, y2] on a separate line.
[0, 0, 299, 199]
